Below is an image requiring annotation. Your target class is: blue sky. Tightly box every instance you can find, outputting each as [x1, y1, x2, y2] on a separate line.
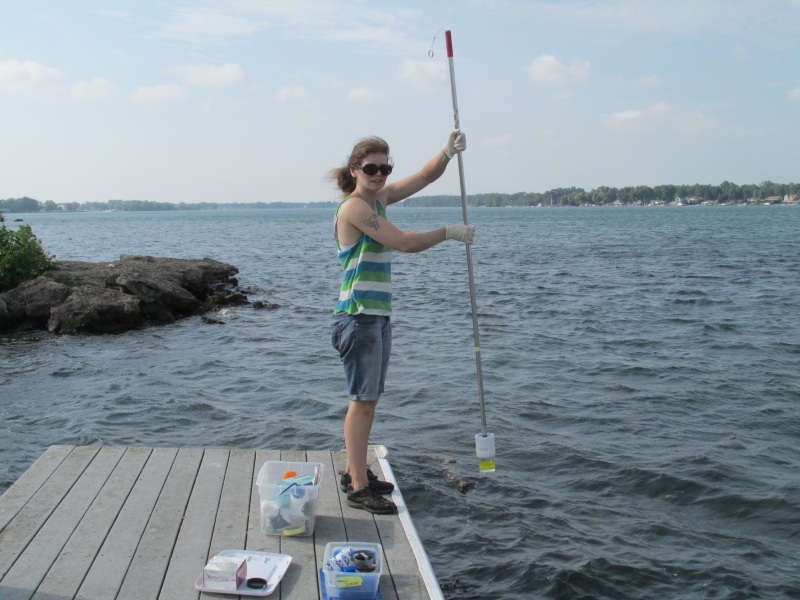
[1, 1, 799, 204]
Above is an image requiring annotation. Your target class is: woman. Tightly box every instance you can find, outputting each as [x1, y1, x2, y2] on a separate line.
[329, 130, 474, 514]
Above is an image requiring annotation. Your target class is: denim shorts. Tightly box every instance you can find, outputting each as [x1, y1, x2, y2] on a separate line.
[331, 313, 392, 401]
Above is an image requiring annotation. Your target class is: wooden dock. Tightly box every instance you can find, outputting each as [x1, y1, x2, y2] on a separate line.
[0, 446, 439, 600]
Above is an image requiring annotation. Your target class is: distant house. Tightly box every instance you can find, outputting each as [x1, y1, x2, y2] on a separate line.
[764, 196, 783, 204]
[784, 194, 799, 203]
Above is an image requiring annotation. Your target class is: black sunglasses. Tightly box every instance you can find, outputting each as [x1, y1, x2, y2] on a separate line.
[355, 163, 393, 176]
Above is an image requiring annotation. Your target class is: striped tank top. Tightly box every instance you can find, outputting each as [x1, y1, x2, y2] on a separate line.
[333, 196, 392, 316]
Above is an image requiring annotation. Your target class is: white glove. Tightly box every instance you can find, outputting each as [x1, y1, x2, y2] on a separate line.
[442, 129, 467, 158]
[445, 223, 475, 244]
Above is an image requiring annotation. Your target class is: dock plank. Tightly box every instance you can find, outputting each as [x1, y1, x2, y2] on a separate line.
[371, 453, 429, 600]
[33, 447, 152, 600]
[244, 450, 281, 554]
[159, 448, 229, 600]
[331, 451, 399, 600]
[116, 447, 204, 600]
[280, 450, 318, 600]
[306, 450, 346, 575]
[330, 451, 381, 544]
[0, 446, 125, 600]
[75, 447, 177, 600]
[0, 445, 73, 533]
[0, 446, 99, 580]
[199, 449, 254, 600]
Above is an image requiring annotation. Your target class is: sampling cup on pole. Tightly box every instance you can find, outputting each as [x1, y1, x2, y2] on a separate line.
[444, 30, 495, 473]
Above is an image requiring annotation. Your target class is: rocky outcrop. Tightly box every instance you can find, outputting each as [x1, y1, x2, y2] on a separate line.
[0, 278, 73, 329]
[0, 255, 252, 334]
[48, 287, 144, 334]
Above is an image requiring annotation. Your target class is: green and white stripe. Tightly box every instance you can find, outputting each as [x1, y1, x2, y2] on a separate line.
[334, 198, 392, 316]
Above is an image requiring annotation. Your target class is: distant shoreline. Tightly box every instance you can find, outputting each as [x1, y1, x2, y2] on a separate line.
[2, 201, 799, 215]
[2, 182, 799, 214]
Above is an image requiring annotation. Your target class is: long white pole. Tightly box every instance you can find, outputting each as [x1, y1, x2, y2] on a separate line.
[445, 30, 487, 437]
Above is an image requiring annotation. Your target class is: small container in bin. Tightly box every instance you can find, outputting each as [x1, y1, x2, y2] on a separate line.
[322, 542, 383, 599]
[256, 461, 324, 536]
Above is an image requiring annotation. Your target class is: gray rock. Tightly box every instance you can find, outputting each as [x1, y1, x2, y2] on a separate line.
[48, 287, 143, 334]
[201, 315, 226, 325]
[116, 275, 200, 322]
[252, 300, 280, 309]
[1, 254, 243, 334]
[442, 466, 470, 494]
[0, 278, 73, 329]
[207, 290, 248, 309]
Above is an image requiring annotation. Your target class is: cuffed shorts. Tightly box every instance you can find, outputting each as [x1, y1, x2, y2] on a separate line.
[331, 313, 391, 401]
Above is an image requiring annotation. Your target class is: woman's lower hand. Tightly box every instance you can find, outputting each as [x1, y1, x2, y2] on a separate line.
[446, 224, 475, 244]
[443, 130, 467, 158]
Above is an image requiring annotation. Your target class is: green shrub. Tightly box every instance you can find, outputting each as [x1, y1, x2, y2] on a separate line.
[0, 224, 55, 292]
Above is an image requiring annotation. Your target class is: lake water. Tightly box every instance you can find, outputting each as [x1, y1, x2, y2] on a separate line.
[2, 206, 799, 599]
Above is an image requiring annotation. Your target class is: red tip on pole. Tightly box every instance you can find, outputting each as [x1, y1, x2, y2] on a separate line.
[445, 30, 453, 58]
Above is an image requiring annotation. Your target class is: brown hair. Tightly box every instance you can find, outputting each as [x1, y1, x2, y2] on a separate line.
[327, 136, 391, 196]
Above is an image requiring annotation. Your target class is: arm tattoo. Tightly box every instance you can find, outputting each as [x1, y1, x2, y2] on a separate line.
[364, 213, 380, 231]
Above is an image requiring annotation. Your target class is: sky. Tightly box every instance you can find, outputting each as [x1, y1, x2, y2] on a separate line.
[1, 0, 799, 204]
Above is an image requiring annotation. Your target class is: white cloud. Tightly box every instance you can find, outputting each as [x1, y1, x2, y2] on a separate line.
[0, 59, 64, 95]
[731, 45, 750, 62]
[173, 63, 246, 86]
[152, 3, 424, 53]
[530, 0, 800, 37]
[275, 86, 316, 106]
[527, 55, 590, 85]
[132, 83, 187, 105]
[158, 11, 268, 39]
[601, 103, 672, 129]
[323, 24, 420, 53]
[647, 101, 670, 116]
[484, 134, 512, 146]
[603, 109, 644, 126]
[397, 59, 447, 92]
[788, 87, 800, 102]
[71, 78, 117, 102]
[91, 9, 131, 20]
[637, 75, 663, 89]
[347, 87, 382, 101]
[601, 102, 716, 134]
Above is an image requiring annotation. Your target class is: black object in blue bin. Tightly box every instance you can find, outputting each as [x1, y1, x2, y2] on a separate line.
[353, 550, 376, 572]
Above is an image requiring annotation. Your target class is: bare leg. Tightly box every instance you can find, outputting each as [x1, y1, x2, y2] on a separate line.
[344, 399, 377, 491]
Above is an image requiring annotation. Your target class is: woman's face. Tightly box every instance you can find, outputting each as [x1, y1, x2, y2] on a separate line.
[351, 152, 390, 193]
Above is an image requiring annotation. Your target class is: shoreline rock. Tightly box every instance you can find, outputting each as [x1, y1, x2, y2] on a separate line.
[0, 255, 251, 334]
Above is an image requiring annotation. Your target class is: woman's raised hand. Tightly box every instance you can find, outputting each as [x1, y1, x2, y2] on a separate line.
[443, 130, 467, 158]
[446, 224, 475, 244]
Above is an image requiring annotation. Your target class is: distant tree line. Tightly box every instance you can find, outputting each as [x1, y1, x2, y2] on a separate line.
[0, 198, 338, 213]
[398, 181, 800, 207]
[3, 181, 799, 213]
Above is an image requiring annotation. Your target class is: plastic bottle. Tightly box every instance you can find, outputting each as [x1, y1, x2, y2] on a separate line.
[475, 433, 496, 472]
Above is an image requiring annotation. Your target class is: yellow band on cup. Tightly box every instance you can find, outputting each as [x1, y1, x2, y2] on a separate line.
[283, 524, 305, 536]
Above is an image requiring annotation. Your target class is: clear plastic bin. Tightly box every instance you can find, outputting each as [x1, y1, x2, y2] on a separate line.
[256, 461, 324, 536]
[322, 541, 383, 599]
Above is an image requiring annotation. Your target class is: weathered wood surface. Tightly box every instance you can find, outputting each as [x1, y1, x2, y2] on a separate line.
[0, 446, 438, 600]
